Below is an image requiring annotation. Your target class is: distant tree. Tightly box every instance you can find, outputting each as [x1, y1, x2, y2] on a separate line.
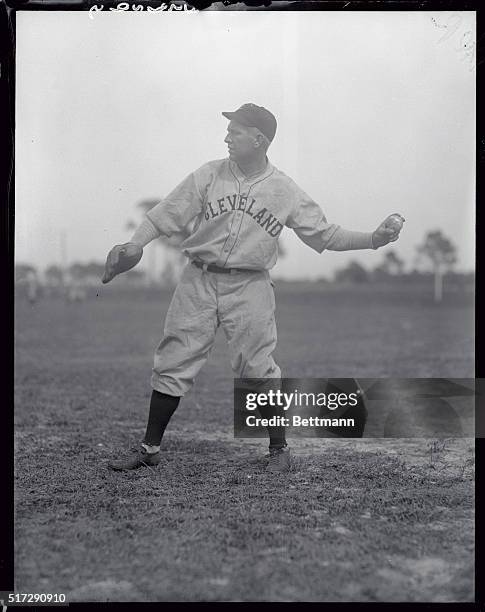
[68, 263, 86, 280]
[334, 260, 369, 284]
[416, 230, 458, 303]
[63, 261, 108, 286]
[373, 250, 405, 280]
[383, 251, 405, 275]
[45, 265, 63, 285]
[84, 261, 106, 278]
[44, 265, 64, 289]
[15, 264, 37, 283]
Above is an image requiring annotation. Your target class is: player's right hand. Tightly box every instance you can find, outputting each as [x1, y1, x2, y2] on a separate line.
[372, 214, 405, 249]
[102, 242, 143, 284]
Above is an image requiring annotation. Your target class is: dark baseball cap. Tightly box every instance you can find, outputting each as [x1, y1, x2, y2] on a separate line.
[222, 103, 277, 142]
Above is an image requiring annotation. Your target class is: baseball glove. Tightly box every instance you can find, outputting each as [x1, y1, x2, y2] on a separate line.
[102, 242, 143, 284]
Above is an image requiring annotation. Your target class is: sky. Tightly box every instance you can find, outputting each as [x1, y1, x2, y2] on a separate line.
[15, 10, 476, 280]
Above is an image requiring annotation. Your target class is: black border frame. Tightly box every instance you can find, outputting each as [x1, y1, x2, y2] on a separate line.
[1, 1, 482, 607]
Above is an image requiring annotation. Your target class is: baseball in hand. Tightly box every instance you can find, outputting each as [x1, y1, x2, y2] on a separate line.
[373, 213, 405, 248]
[385, 213, 405, 234]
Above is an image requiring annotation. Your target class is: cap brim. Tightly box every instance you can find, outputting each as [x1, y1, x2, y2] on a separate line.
[222, 111, 252, 127]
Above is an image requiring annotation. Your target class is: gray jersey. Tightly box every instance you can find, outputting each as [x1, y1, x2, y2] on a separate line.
[146, 158, 374, 270]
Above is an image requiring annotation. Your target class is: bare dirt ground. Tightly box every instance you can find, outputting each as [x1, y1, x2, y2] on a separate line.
[14, 286, 475, 602]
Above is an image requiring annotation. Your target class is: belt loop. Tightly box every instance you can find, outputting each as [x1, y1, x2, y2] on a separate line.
[202, 263, 208, 272]
[230, 268, 236, 275]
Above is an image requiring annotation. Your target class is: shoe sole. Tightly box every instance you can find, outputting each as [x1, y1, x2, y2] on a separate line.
[108, 458, 160, 471]
[266, 465, 290, 474]
[266, 458, 291, 473]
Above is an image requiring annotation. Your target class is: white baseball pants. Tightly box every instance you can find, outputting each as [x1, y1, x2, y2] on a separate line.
[151, 263, 281, 396]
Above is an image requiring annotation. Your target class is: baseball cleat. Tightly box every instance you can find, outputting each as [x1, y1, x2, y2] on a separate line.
[108, 446, 161, 471]
[266, 446, 290, 473]
[249, 452, 271, 465]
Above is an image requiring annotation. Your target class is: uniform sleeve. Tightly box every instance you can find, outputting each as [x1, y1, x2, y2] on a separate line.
[285, 184, 375, 252]
[130, 217, 161, 247]
[145, 164, 212, 238]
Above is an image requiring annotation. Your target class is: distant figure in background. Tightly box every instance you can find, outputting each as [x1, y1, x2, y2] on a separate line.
[67, 279, 87, 303]
[26, 270, 39, 305]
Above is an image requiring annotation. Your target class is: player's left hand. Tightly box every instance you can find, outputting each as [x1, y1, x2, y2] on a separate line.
[102, 242, 143, 284]
[372, 214, 405, 249]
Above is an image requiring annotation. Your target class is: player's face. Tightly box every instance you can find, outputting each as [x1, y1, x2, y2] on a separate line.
[224, 121, 258, 163]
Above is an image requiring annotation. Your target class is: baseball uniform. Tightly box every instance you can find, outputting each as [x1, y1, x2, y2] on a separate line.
[132, 157, 376, 397]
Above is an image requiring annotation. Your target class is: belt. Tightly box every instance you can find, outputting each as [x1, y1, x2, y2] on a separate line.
[191, 260, 250, 275]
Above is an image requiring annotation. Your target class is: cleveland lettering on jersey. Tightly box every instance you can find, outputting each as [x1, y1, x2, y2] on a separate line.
[145, 157, 375, 270]
[204, 193, 284, 238]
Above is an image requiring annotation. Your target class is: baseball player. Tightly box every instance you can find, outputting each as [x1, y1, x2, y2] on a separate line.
[104, 103, 403, 474]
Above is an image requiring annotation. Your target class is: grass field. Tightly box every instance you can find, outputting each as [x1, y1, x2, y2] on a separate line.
[14, 285, 475, 602]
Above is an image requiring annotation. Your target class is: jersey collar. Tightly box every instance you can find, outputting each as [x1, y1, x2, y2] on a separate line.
[229, 157, 274, 185]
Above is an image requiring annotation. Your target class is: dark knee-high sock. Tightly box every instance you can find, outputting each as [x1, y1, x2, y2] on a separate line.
[143, 390, 180, 446]
[257, 403, 287, 450]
